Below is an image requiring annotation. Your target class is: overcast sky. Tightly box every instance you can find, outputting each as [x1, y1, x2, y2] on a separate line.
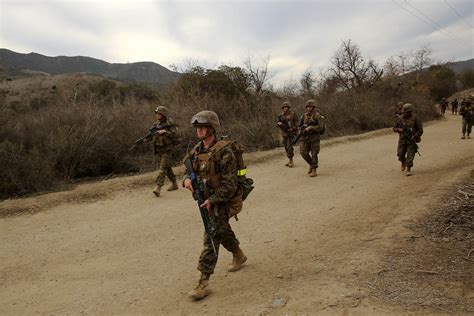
[0, 0, 472, 85]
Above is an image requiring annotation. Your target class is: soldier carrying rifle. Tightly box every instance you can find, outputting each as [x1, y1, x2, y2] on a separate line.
[276, 101, 298, 168]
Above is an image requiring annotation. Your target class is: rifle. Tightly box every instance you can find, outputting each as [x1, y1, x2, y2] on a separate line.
[277, 115, 296, 142]
[184, 157, 218, 257]
[292, 123, 307, 145]
[128, 122, 172, 151]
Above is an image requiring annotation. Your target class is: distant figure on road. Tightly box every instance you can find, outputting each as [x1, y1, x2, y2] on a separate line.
[451, 98, 458, 115]
[440, 98, 448, 116]
[395, 101, 404, 119]
[149, 106, 179, 197]
[393, 103, 423, 176]
[298, 100, 325, 177]
[459, 95, 473, 139]
[276, 101, 299, 168]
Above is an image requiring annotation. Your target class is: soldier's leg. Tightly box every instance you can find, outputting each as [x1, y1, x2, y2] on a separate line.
[310, 141, 320, 169]
[197, 232, 220, 276]
[467, 121, 472, 137]
[300, 140, 312, 167]
[405, 143, 417, 169]
[462, 119, 467, 138]
[397, 141, 408, 170]
[155, 152, 166, 186]
[285, 137, 294, 159]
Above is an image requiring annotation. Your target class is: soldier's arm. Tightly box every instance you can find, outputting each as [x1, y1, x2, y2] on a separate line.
[416, 118, 423, 136]
[208, 148, 238, 204]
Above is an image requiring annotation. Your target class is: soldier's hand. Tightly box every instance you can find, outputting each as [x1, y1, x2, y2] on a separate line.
[277, 122, 283, 127]
[157, 130, 166, 135]
[304, 126, 312, 132]
[200, 199, 212, 211]
[398, 128, 404, 133]
[184, 179, 194, 192]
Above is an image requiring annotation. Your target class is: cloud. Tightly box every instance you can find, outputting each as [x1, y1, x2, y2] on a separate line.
[1, 0, 472, 86]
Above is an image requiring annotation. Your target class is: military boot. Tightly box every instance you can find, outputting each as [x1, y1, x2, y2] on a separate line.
[152, 185, 161, 197]
[287, 158, 294, 168]
[167, 181, 179, 191]
[308, 167, 313, 174]
[309, 168, 317, 177]
[461, 134, 466, 139]
[401, 163, 406, 171]
[228, 248, 247, 272]
[405, 168, 412, 176]
[188, 278, 211, 300]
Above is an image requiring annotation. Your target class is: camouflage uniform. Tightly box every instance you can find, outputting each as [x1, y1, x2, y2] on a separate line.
[393, 104, 423, 172]
[440, 98, 448, 116]
[184, 140, 241, 275]
[299, 101, 325, 176]
[451, 99, 458, 115]
[459, 98, 473, 138]
[277, 110, 299, 159]
[153, 118, 178, 186]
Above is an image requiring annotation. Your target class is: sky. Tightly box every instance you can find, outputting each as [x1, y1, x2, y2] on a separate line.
[0, 0, 473, 86]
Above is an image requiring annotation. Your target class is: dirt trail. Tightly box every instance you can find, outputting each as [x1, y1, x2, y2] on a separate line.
[1, 115, 473, 315]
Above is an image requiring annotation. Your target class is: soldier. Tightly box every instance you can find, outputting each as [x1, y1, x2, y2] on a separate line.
[299, 100, 325, 177]
[183, 110, 247, 300]
[276, 101, 299, 167]
[393, 103, 423, 176]
[459, 95, 473, 139]
[395, 101, 404, 118]
[149, 106, 179, 197]
[451, 98, 459, 115]
[440, 98, 448, 116]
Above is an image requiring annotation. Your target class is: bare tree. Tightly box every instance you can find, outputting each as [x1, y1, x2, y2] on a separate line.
[300, 69, 316, 99]
[330, 40, 383, 91]
[243, 55, 273, 95]
[412, 44, 433, 73]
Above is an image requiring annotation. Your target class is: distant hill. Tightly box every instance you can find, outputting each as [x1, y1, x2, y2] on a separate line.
[0, 48, 181, 89]
[445, 59, 474, 74]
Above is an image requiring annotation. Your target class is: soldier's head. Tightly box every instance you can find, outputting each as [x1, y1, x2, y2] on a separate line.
[155, 106, 169, 120]
[281, 101, 291, 113]
[305, 99, 316, 113]
[191, 110, 220, 140]
[397, 101, 403, 109]
[402, 103, 414, 116]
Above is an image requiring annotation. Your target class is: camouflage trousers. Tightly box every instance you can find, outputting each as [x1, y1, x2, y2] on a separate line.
[462, 118, 472, 135]
[281, 135, 295, 158]
[397, 140, 418, 168]
[154, 151, 176, 186]
[300, 140, 320, 169]
[198, 204, 240, 275]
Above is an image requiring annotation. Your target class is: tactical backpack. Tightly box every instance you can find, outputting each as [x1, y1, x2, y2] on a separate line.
[207, 139, 254, 218]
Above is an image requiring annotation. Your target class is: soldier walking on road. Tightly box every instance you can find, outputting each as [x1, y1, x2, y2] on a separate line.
[149, 106, 179, 197]
[440, 98, 448, 116]
[299, 100, 325, 177]
[183, 111, 247, 300]
[276, 101, 299, 168]
[459, 95, 473, 139]
[393, 103, 423, 176]
[451, 98, 459, 115]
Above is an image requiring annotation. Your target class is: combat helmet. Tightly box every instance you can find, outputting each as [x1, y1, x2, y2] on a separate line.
[155, 106, 169, 117]
[402, 103, 414, 113]
[191, 110, 220, 130]
[281, 101, 291, 109]
[305, 99, 316, 108]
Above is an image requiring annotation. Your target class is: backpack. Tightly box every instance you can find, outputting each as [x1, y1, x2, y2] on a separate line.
[208, 139, 254, 219]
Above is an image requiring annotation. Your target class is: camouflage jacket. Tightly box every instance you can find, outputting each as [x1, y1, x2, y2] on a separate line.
[183, 139, 238, 204]
[393, 114, 423, 142]
[459, 103, 473, 120]
[299, 111, 325, 141]
[152, 118, 178, 149]
[277, 111, 299, 137]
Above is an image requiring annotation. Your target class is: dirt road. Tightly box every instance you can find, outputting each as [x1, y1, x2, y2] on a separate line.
[1, 115, 473, 314]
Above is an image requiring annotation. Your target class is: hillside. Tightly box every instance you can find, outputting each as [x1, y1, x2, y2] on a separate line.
[445, 58, 474, 74]
[0, 48, 181, 89]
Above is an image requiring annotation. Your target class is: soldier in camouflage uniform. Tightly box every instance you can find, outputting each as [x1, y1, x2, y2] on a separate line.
[451, 98, 458, 115]
[149, 106, 178, 197]
[393, 103, 423, 176]
[276, 101, 299, 167]
[440, 98, 448, 116]
[459, 95, 473, 139]
[183, 111, 247, 300]
[299, 100, 325, 177]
